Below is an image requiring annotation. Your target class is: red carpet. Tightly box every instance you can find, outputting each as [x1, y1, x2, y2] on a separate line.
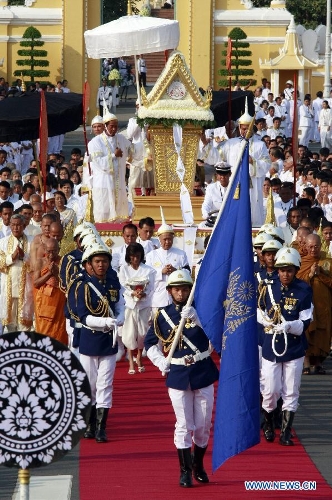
[79, 357, 332, 500]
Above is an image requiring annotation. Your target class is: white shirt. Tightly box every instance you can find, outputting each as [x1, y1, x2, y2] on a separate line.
[146, 247, 189, 308]
[201, 181, 228, 219]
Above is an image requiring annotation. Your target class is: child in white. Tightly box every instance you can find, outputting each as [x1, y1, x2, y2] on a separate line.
[119, 242, 156, 374]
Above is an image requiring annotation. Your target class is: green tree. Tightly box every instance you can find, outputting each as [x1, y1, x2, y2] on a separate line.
[13, 26, 50, 82]
[103, 0, 139, 23]
[252, 0, 330, 29]
[218, 27, 256, 88]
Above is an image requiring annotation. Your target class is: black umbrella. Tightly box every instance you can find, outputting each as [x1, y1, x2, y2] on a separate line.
[210, 91, 255, 127]
[0, 92, 83, 142]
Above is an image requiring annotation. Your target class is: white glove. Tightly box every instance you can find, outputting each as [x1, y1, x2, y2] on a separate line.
[181, 306, 202, 328]
[86, 315, 113, 332]
[105, 317, 118, 329]
[273, 323, 287, 334]
[147, 345, 170, 373]
[283, 320, 303, 336]
[115, 295, 125, 326]
[257, 309, 272, 327]
[181, 306, 196, 320]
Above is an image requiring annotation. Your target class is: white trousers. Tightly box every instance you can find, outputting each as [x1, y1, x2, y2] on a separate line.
[65, 318, 80, 359]
[261, 357, 304, 413]
[168, 384, 214, 449]
[4, 298, 31, 333]
[80, 354, 116, 409]
[122, 307, 151, 350]
[299, 126, 311, 147]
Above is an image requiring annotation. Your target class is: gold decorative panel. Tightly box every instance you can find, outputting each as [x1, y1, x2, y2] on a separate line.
[149, 125, 201, 195]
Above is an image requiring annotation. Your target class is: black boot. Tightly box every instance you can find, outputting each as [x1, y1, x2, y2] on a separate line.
[95, 408, 109, 443]
[192, 444, 209, 483]
[84, 404, 96, 439]
[274, 398, 283, 429]
[279, 410, 295, 446]
[262, 409, 275, 442]
[177, 448, 193, 487]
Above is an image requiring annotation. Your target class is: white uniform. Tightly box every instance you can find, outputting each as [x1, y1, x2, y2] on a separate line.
[146, 247, 189, 308]
[88, 132, 132, 222]
[118, 263, 156, 350]
[201, 181, 228, 219]
[0, 233, 33, 332]
[127, 117, 145, 203]
[273, 199, 294, 227]
[96, 85, 111, 111]
[221, 136, 270, 227]
[299, 104, 314, 147]
[312, 97, 323, 142]
[318, 108, 332, 149]
[112, 241, 154, 274]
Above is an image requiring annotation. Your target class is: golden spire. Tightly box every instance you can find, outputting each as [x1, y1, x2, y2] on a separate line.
[265, 187, 276, 225]
[127, 0, 132, 15]
[84, 189, 95, 223]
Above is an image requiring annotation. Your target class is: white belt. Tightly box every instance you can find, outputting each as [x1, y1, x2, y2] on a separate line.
[170, 350, 210, 366]
[75, 322, 82, 328]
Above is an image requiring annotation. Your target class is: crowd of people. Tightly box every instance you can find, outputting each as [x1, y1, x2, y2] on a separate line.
[0, 73, 332, 488]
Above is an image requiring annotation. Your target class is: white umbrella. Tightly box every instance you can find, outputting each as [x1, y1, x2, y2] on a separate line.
[84, 15, 180, 102]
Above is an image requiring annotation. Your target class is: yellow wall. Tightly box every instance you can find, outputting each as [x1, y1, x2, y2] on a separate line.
[0, 0, 100, 91]
[177, 0, 213, 89]
[177, 0, 325, 93]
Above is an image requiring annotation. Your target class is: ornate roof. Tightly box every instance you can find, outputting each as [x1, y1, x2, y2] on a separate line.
[138, 51, 214, 123]
[260, 16, 318, 70]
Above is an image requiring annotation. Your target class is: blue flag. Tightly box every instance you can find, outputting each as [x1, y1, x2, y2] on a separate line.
[194, 142, 260, 471]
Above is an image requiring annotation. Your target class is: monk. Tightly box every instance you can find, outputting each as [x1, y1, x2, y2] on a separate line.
[33, 238, 68, 345]
[297, 233, 332, 374]
[30, 213, 57, 271]
[290, 226, 310, 257]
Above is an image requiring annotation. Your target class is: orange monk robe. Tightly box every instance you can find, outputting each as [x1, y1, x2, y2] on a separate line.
[34, 267, 68, 345]
[297, 254, 332, 359]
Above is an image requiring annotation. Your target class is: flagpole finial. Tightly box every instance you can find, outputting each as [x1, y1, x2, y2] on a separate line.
[265, 186, 276, 225]
[245, 115, 255, 140]
[127, 0, 132, 15]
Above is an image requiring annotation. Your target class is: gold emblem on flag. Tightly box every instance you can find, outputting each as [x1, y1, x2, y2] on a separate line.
[222, 268, 255, 350]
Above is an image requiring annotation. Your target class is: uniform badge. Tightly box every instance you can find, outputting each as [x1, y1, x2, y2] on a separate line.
[109, 289, 118, 302]
[284, 297, 297, 311]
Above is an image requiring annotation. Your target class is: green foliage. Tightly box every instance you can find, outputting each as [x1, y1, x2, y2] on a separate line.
[17, 50, 48, 57]
[8, 0, 25, 5]
[20, 40, 44, 48]
[218, 27, 256, 88]
[22, 26, 42, 39]
[103, 0, 139, 23]
[285, 0, 329, 29]
[16, 59, 49, 67]
[228, 27, 247, 40]
[252, 0, 329, 29]
[14, 25, 50, 82]
[136, 117, 216, 129]
[13, 69, 50, 78]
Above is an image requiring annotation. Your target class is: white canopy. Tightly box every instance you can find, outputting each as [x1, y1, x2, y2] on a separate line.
[84, 15, 180, 59]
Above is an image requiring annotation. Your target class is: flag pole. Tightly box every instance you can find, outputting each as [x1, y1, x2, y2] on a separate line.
[291, 73, 298, 206]
[82, 81, 91, 175]
[164, 119, 255, 368]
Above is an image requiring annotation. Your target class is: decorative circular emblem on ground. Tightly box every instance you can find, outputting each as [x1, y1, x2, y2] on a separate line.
[0, 331, 91, 469]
